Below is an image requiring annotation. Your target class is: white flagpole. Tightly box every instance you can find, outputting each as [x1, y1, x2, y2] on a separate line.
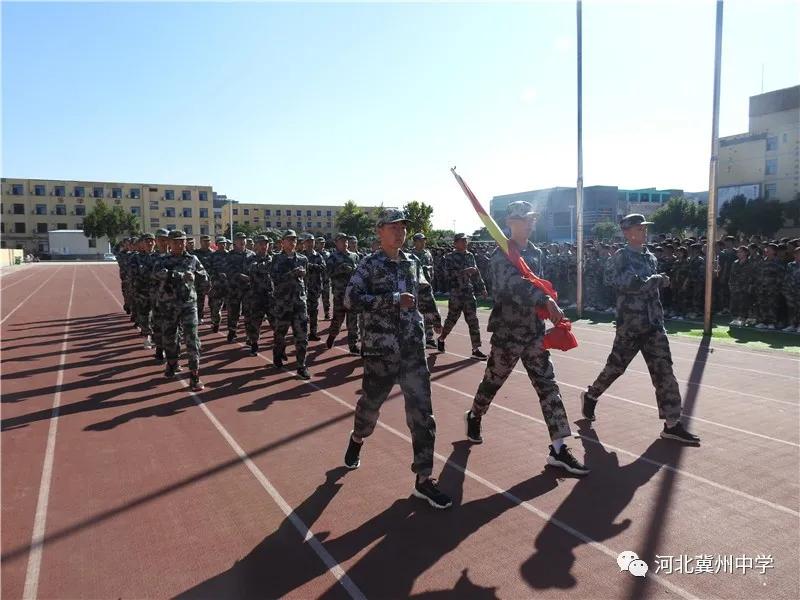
[576, 0, 585, 318]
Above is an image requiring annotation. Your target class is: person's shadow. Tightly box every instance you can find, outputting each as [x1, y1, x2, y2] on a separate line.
[520, 424, 680, 590]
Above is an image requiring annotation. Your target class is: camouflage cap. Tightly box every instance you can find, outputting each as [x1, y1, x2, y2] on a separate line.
[215, 236, 227, 243]
[334, 232, 348, 241]
[140, 233, 155, 240]
[234, 232, 247, 240]
[315, 236, 325, 242]
[283, 229, 298, 239]
[376, 208, 409, 227]
[619, 214, 654, 229]
[199, 235, 211, 241]
[347, 235, 358, 242]
[454, 233, 469, 242]
[155, 228, 170, 238]
[168, 230, 187, 240]
[412, 232, 426, 241]
[506, 200, 538, 220]
[253, 234, 269, 243]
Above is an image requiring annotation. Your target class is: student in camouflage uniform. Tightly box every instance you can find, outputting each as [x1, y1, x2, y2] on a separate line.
[685, 243, 705, 319]
[154, 230, 208, 391]
[315, 236, 332, 319]
[242, 235, 274, 356]
[342, 209, 451, 509]
[438, 233, 488, 359]
[670, 247, 690, 319]
[131, 234, 156, 348]
[583, 245, 603, 310]
[716, 237, 737, 315]
[755, 243, 786, 329]
[117, 238, 134, 317]
[465, 202, 589, 475]
[783, 247, 800, 332]
[728, 245, 756, 327]
[326, 232, 361, 354]
[224, 232, 255, 342]
[192, 235, 214, 323]
[410, 232, 437, 348]
[301, 233, 326, 341]
[150, 229, 171, 362]
[581, 214, 700, 444]
[270, 230, 311, 380]
[207, 236, 229, 333]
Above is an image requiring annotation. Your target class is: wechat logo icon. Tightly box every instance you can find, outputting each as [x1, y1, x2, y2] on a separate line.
[617, 551, 649, 577]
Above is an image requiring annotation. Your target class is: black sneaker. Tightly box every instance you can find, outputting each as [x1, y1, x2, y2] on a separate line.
[297, 367, 311, 380]
[471, 348, 488, 360]
[324, 313, 330, 320]
[190, 373, 205, 392]
[274, 355, 284, 369]
[326, 335, 335, 349]
[249, 342, 258, 356]
[344, 433, 362, 469]
[546, 445, 590, 476]
[227, 331, 236, 343]
[164, 362, 178, 378]
[212, 323, 220, 333]
[308, 333, 321, 342]
[154, 347, 165, 363]
[437, 339, 445, 352]
[413, 478, 452, 509]
[465, 410, 483, 443]
[581, 391, 597, 422]
[661, 422, 701, 444]
[348, 344, 360, 355]
[426, 339, 437, 349]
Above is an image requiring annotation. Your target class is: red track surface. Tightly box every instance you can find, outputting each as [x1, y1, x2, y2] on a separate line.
[2, 264, 799, 599]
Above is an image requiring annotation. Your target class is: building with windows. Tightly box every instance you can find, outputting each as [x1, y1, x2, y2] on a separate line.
[0, 178, 214, 252]
[718, 85, 799, 208]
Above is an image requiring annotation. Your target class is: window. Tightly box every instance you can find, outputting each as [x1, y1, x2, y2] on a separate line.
[130, 188, 141, 199]
[244, 221, 250, 226]
[765, 159, 778, 175]
[182, 208, 192, 218]
[306, 222, 312, 229]
[150, 218, 160, 228]
[75, 205, 86, 216]
[265, 209, 271, 216]
[74, 186, 85, 197]
[56, 223, 68, 230]
[265, 221, 272, 227]
[233, 220, 239, 226]
[14, 222, 26, 233]
[88, 238, 97, 248]
[166, 224, 176, 231]
[184, 225, 193, 235]
[243, 209, 250, 215]
[11, 184, 23, 195]
[112, 187, 122, 198]
[0, 222, 3, 234]
[326, 222, 331, 228]
[35, 185, 46, 196]
[200, 225, 209, 235]
[13, 203, 25, 214]
[306, 210, 312, 216]
[296, 210, 302, 216]
[75, 222, 83, 230]
[181, 190, 192, 201]
[766, 136, 778, 151]
[276, 221, 282, 228]
[252, 208, 259, 213]
[55, 186, 65, 197]
[37, 223, 48, 233]
[36, 204, 47, 215]
[93, 187, 104, 198]
[326, 210, 332, 217]
[199, 191, 208, 201]
[317, 222, 322, 228]
[165, 189, 175, 200]
[165, 207, 176, 218]
[233, 208, 239, 216]
[55, 204, 67, 215]
[765, 183, 778, 198]
[276, 210, 281, 216]
[199, 208, 208, 218]
[316, 210, 322, 217]
[253, 217, 260, 223]
[640, 193, 650, 202]
[131, 206, 141, 216]
[296, 221, 302, 228]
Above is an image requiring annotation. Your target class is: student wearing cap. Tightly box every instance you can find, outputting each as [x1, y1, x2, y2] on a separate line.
[342, 209, 450, 508]
[192, 235, 214, 323]
[223, 232, 255, 342]
[438, 233, 488, 359]
[243, 235, 275, 355]
[131, 234, 157, 347]
[347, 235, 364, 260]
[465, 201, 589, 475]
[717, 236, 737, 314]
[315, 237, 332, 319]
[154, 230, 209, 391]
[150, 229, 172, 362]
[685, 243, 706, 320]
[270, 230, 311, 379]
[117, 238, 134, 316]
[411, 232, 437, 347]
[207, 237, 230, 333]
[326, 232, 362, 354]
[754, 243, 785, 329]
[581, 214, 700, 444]
[301, 234, 327, 341]
[728, 245, 756, 327]
[783, 247, 800, 332]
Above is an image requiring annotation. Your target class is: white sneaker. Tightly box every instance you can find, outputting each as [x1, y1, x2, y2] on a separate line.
[781, 325, 796, 332]
[754, 323, 767, 329]
[143, 336, 153, 349]
[768, 324, 777, 330]
[729, 320, 740, 327]
[744, 319, 757, 326]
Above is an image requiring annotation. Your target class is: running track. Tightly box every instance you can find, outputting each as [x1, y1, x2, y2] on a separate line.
[2, 264, 798, 599]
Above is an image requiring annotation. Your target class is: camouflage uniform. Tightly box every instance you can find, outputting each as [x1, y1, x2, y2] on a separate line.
[131, 248, 156, 336]
[192, 245, 214, 321]
[149, 242, 170, 352]
[728, 256, 755, 321]
[207, 244, 229, 329]
[345, 249, 442, 477]
[117, 248, 134, 314]
[317, 239, 332, 318]
[411, 243, 436, 344]
[586, 245, 682, 422]
[784, 259, 800, 328]
[243, 250, 274, 345]
[327, 245, 361, 347]
[441, 248, 486, 348]
[224, 244, 255, 336]
[472, 243, 572, 441]
[756, 256, 785, 326]
[670, 254, 690, 316]
[271, 249, 310, 369]
[302, 245, 327, 337]
[686, 252, 706, 315]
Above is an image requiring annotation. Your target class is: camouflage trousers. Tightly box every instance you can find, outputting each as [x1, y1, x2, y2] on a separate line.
[587, 327, 682, 422]
[785, 291, 800, 327]
[729, 289, 752, 320]
[472, 336, 572, 441]
[756, 291, 780, 325]
[442, 294, 481, 348]
[196, 291, 207, 321]
[273, 307, 309, 368]
[151, 297, 166, 349]
[134, 289, 152, 335]
[121, 278, 134, 312]
[244, 296, 268, 343]
[321, 280, 331, 315]
[329, 289, 360, 345]
[306, 289, 321, 336]
[226, 292, 244, 333]
[354, 350, 436, 477]
[162, 302, 200, 371]
[208, 285, 226, 327]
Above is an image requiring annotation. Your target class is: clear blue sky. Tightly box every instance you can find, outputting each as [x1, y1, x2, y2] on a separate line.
[3, 1, 798, 232]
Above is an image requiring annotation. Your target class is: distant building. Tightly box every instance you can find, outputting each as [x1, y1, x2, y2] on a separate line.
[48, 230, 111, 259]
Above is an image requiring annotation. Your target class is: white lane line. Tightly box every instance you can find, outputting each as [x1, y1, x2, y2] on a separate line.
[429, 378, 799, 517]
[0, 267, 64, 327]
[22, 267, 77, 600]
[97, 270, 366, 600]
[443, 347, 800, 449]
[0, 271, 38, 290]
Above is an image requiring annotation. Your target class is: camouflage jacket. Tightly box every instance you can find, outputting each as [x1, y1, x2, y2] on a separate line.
[411, 248, 435, 284]
[444, 250, 486, 297]
[244, 253, 274, 301]
[192, 248, 214, 273]
[302, 249, 327, 294]
[270, 252, 308, 316]
[784, 262, 800, 298]
[718, 249, 736, 282]
[344, 250, 441, 357]
[207, 250, 230, 291]
[487, 243, 549, 343]
[327, 249, 360, 293]
[758, 257, 785, 291]
[729, 258, 755, 294]
[609, 245, 668, 333]
[131, 252, 156, 291]
[319, 249, 331, 284]
[154, 252, 208, 306]
[224, 249, 256, 295]
[687, 256, 706, 285]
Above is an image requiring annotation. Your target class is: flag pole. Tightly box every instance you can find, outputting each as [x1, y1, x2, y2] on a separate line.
[575, 0, 585, 319]
[704, 0, 723, 336]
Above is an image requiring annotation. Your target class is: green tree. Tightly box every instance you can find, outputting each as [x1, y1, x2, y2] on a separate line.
[592, 221, 617, 241]
[651, 197, 706, 235]
[82, 200, 139, 244]
[470, 226, 493, 241]
[718, 195, 784, 237]
[427, 229, 455, 245]
[403, 201, 434, 237]
[336, 200, 375, 240]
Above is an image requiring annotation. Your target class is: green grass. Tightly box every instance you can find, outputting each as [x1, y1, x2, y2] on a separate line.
[434, 297, 800, 354]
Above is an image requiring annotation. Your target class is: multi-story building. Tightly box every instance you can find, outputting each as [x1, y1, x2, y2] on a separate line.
[718, 85, 800, 207]
[0, 178, 215, 253]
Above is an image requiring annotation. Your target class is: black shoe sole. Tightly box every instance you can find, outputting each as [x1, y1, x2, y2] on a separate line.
[412, 488, 453, 509]
[660, 432, 701, 444]
[546, 456, 590, 476]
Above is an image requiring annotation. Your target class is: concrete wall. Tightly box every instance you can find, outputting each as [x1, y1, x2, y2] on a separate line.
[0, 249, 24, 266]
